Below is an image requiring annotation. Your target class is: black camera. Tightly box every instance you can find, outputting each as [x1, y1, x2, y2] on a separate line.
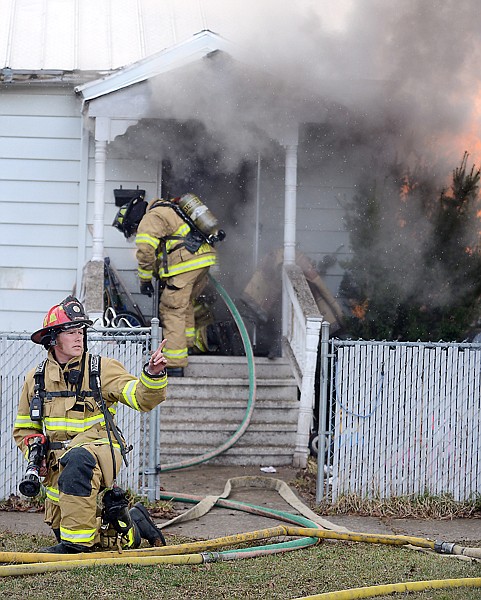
[65, 370, 81, 386]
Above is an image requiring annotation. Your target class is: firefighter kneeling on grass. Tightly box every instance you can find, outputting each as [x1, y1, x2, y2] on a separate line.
[13, 295, 168, 554]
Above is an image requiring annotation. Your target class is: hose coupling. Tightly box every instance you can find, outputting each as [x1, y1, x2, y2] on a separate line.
[434, 540, 456, 554]
[201, 551, 222, 563]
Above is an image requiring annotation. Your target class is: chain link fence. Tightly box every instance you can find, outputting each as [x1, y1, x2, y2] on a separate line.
[320, 339, 481, 502]
[6, 330, 480, 504]
[0, 328, 156, 501]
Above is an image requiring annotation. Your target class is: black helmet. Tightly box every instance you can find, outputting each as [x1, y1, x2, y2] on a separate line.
[112, 196, 148, 239]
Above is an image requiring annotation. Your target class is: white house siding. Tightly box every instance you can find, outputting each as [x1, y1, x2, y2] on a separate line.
[297, 124, 354, 296]
[89, 142, 162, 321]
[0, 86, 84, 333]
[296, 174, 351, 296]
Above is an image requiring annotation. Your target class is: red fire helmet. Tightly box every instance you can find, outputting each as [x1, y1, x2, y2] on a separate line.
[31, 295, 93, 347]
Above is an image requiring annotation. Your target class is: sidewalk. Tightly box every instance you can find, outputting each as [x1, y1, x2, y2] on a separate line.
[2, 464, 481, 545]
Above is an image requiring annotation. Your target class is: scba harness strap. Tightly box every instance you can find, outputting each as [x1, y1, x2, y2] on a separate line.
[31, 355, 100, 423]
[150, 200, 212, 246]
[31, 354, 131, 464]
[149, 200, 210, 275]
[88, 354, 132, 467]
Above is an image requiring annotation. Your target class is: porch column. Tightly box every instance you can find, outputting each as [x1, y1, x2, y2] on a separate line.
[283, 141, 298, 266]
[90, 115, 139, 262]
[282, 137, 299, 339]
[82, 117, 109, 321]
[81, 116, 138, 321]
[92, 137, 107, 262]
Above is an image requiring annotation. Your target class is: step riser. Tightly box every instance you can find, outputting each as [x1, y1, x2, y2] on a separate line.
[160, 442, 296, 453]
[160, 429, 297, 446]
[160, 446, 292, 466]
[160, 399, 298, 409]
[160, 410, 298, 431]
[167, 378, 297, 387]
[160, 455, 294, 467]
[163, 390, 297, 402]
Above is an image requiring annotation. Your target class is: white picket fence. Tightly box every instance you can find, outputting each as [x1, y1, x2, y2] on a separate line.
[328, 340, 481, 501]
[0, 332, 149, 500]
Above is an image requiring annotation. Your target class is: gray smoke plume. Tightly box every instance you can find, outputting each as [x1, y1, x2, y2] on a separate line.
[137, 1, 481, 314]
[145, 0, 481, 178]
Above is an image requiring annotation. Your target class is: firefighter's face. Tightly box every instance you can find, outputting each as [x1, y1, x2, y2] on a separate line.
[54, 327, 84, 362]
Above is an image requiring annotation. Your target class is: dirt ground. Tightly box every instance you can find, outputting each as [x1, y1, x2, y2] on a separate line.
[3, 464, 481, 545]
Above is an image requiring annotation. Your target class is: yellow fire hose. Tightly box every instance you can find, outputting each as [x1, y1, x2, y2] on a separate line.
[292, 577, 481, 599]
[0, 525, 302, 564]
[0, 527, 439, 577]
[1, 475, 481, 598]
[0, 526, 435, 566]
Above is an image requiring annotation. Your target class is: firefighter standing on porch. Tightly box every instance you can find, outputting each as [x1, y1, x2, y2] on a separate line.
[135, 194, 218, 377]
[13, 295, 168, 554]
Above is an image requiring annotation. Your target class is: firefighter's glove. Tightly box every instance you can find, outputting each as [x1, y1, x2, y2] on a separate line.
[140, 281, 154, 297]
[39, 458, 48, 478]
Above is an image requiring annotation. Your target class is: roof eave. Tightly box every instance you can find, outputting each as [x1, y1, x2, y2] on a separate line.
[75, 30, 235, 101]
[0, 68, 111, 86]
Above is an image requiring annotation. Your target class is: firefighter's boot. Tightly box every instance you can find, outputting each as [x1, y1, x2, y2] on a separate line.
[129, 502, 166, 546]
[39, 541, 91, 554]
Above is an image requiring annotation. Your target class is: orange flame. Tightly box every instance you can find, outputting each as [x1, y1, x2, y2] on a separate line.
[351, 299, 369, 320]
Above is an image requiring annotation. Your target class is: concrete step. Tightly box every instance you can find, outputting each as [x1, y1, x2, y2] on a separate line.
[163, 382, 298, 402]
[158, 354, 300, 466]
[160, 422, 297, 445]
[159, 406, 299, 424]
[159, 443, 296, 466]
[183, 355, 294, 379]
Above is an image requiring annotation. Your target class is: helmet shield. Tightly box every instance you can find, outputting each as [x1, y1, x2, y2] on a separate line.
[31, 295, 93, 347]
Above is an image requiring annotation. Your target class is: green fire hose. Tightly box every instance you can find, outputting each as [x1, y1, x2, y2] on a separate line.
[159, 274, 257, 471]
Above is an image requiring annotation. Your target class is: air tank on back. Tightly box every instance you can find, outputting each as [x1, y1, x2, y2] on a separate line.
[176, 193, 226, 244]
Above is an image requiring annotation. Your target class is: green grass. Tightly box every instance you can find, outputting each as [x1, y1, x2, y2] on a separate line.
[1, 533, 481, 599]
[3, 463, 481, 598]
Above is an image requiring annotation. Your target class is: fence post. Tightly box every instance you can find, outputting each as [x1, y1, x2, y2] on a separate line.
[147, 318, 161, 501]
[316, 320, 330, 503]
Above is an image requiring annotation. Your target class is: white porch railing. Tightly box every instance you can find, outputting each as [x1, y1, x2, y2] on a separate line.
[282, 263, 323, 467]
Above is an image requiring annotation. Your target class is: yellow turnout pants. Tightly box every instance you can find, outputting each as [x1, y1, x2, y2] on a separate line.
[159, 267, 209, 368]
[44, 443, 121, 548]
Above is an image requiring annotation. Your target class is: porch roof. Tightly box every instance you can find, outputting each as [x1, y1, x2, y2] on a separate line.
[75, 30, 235, 101]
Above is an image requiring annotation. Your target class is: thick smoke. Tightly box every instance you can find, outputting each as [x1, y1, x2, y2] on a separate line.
[145, 0, 481, 186]
[139, 0, 481, 317]
[220, 0, 481, 168]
